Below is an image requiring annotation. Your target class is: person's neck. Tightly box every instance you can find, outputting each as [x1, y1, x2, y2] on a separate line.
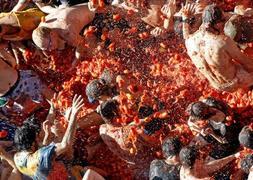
[165, 156, 180, 164]
[201, 24, 220, 35]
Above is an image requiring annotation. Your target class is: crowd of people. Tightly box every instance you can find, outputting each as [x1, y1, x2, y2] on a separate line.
[1, 0, 253, 179]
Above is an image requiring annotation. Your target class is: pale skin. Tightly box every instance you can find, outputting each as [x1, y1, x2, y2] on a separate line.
[14, 94, 84, 168]
[182, 3, 253, 92]
[12, 0, 61, 13]
[180, 152, 240, 180]
[0, 58, 18, 96]
[150, 0, 177, 37]
[0, 145, 22, 180]
[0, 54, 53, 114]
[33, 3, 95, 63]
[42, 95, 107, 176]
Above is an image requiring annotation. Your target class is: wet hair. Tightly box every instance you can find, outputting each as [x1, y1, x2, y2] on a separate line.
[190, 101, 213, 119]
[203, 97, 228, 114]
[143, 118, 163, 135]
[202, 4, 223, 26]
[179, 146, 198, 168]
[138, 105, 154, 119]
[100, 69, 113, 85]
[162, 137, 182, 158]
[98, 99, 119, 123]
[85, 79, 110, 103]
[32, 26, 52, 50]
[241, 154, 253, 174]
[14, 125, 37, 151]
[239, 126, 253, 149]
[23, 114, 41, 134]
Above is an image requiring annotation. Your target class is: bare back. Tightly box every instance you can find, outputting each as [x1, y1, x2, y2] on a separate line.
[40, 3, 95, 46]
[180, 161, 212, 180]
[185, 29, 237, 89]
[0, 59, 18, 96]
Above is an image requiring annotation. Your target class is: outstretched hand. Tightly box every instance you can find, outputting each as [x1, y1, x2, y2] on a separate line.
[70, 94, 84, 117]
[180, 2, 196, 20]
[47, 93, 60, 112]
[161, 0, 176, 18]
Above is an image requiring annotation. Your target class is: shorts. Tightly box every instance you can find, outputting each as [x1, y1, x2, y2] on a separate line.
[1, 70, 47, 113]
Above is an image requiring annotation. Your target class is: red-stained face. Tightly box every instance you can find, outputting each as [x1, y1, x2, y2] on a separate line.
[51, 119, 65, 138]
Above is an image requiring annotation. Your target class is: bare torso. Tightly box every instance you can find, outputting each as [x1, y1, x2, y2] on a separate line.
[39, 3, 95, 47]
[180, 161, 211, 180]
[0, 59, 18, 96]
[185, 28, 237, 89]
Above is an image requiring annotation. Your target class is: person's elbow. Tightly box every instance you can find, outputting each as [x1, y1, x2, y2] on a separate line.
[55, 142, 68, 156]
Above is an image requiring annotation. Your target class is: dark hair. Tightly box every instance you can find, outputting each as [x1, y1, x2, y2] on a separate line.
[14, 125, 37, 151]
[241, 154, 253, 174]
[23, 114, 41, 134]
[203, 97, 228, 114]
[144, 118, 163, 136]
[179, 146, 198, 168]
[85, 79, 110, 103]
[138, 105, 154, 119]
[239, 126, 253, 149]
[190, 102, 213, 119]
[100, 69, 113, 85]
[98, 99, 119, 123]
[162, 137, 182, 158]
[202, 4, 223, 26]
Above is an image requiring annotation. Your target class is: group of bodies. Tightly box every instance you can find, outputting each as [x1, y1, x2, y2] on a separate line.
[1, 0, 253, 179]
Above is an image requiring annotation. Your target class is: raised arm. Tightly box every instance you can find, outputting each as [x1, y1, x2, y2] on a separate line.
[203, 152, 239, 175]
[181, 3, 197, 40]
[161, 0, 176, 31]
[35, 2, 57, 14]
[225, 37, 253, 72]
[54, 94, 84, 156]
[11, 0, 30, 12]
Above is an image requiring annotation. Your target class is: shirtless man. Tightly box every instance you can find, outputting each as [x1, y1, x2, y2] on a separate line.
[179, 146, 241, 180]
[32, 3, 95, 65]
[182, 4, 253, 92]
[11, 0, 89, 12]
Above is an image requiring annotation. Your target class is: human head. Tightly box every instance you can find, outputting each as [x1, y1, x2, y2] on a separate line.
[97, 99, 119, 124]
[202, 4, 224, 27]
[23, 114, 41, 134]
[179, 146, 198, 168]
[100, 69, 113, 85]
[138, 105, 154, 119]
[50, 119, 65, 138]
[203, 97, 228, 114]
[14, 125, 37, 151]
[162, 137, 182, 159]
[143, 118, 163, 135]
[32, 27, 66, 51]
[241, 154, 253, 174]
[86, 79, 111, 103]
[239, 126, 253, 149]
[14, 114, 41, 151]
[190, 101, 214, 119]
